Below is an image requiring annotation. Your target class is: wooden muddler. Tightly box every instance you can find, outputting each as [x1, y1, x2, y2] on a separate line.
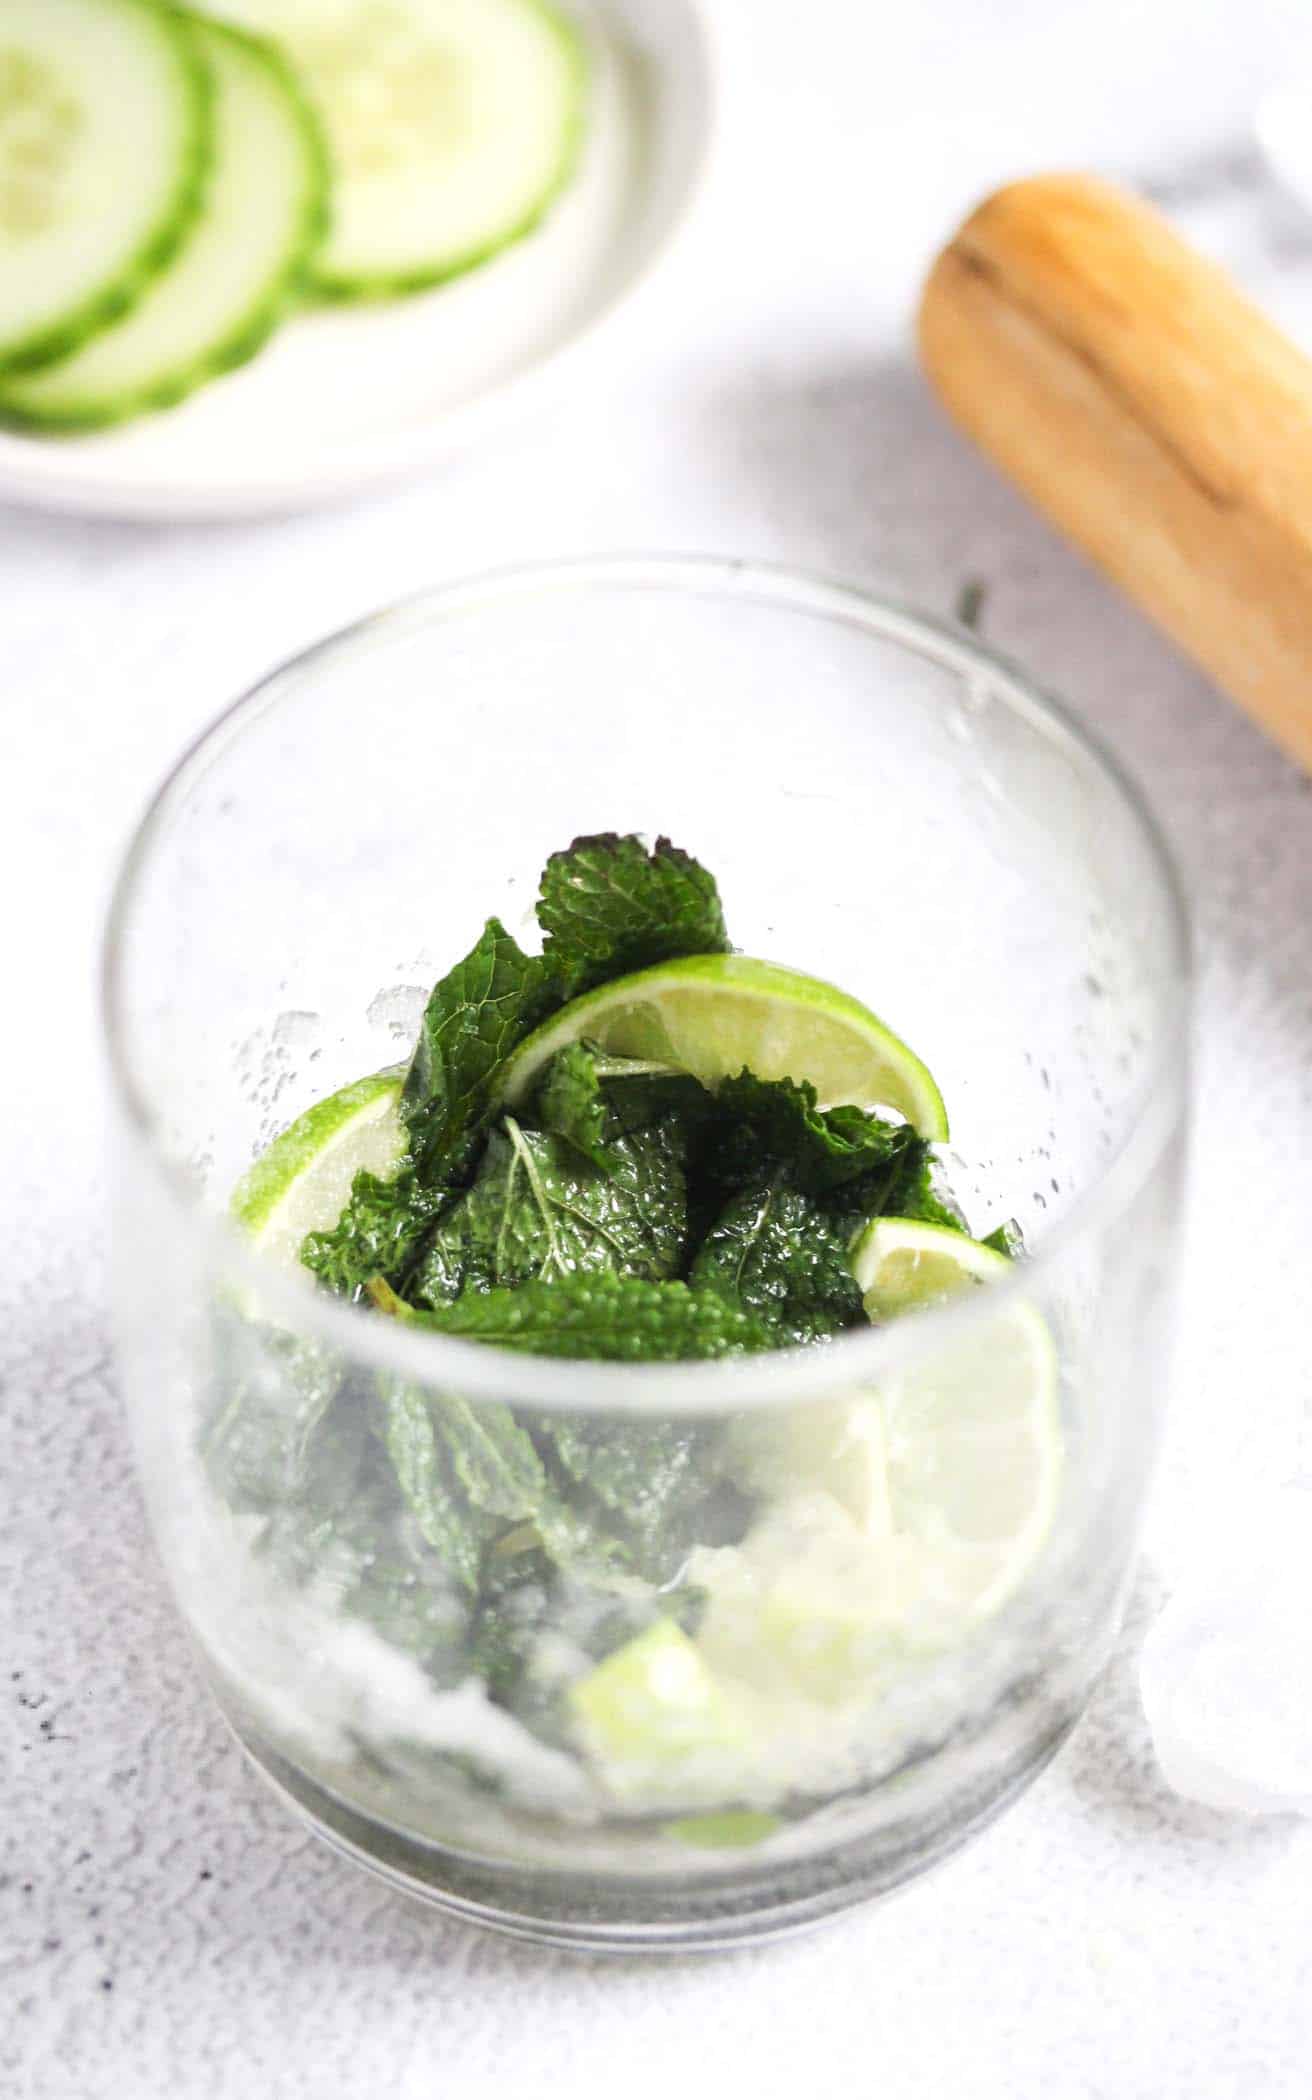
[919, 173, 1312, 773]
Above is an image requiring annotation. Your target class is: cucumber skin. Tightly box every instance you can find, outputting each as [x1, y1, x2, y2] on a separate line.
[308, 0, 589, 304]
[0, 17, 332, 434]
[0, 0, 215, 378]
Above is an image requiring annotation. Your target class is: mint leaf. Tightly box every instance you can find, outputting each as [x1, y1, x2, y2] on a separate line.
[341, 1544, 469, 1669]
[401, 918, 563, 1178]
[301, 1165, 451, 1298]
[372, 1272, 778, 1361]
[983, 1217, 1025, 1259]
[535, 1039, 713, 1163]
[200, 1319, 365, 1513]
[711, 1071, 918, 1196]
[690, 1171, 864, 1345]
[433, 1389, 550, 1521]
[817, 1135, 965, 1244]
[546, 1415, 723, 1581]
[257, 1458, 402, 1598]
[534, 1039, 612, 1165]
[537, 833, 730, 990]
[410, 1114, 690, 1307]
[382, 1379, 508, 1594]
[888, 1150, 968, 1234]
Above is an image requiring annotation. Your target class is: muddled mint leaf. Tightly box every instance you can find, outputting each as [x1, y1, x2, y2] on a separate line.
[218, 826, 987, 1808]
[410, 1114, 691, 1308]
[711, 1071, 919, 1196]
[533, 1039, 613, 1166]
[690, 1171, 864, 1345]
[534, 1040, 713, 1165]
[301, 1165, 451, 1298]
[887, 1150, 968, 1234]
[430, 1388, 549, 1523]
[819, 1135, 965, 1245]
[537, 833, 730, 990]
[401, 917, 564, 1179]
[341, 1545, 469, 1669]
[374, 1272, 779, 1361]
[547, 1414, 725, 1581]
[200, 1320, 364, 1513]
[382, 1378, 507, 1594]
[983, 1217, 1025, 1259]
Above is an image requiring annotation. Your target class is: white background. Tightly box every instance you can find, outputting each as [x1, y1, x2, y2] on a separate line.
[5, 2, 1312, 2094]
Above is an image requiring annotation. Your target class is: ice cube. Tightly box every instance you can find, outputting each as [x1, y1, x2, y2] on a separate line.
[1139, 1492, 1312, 1815]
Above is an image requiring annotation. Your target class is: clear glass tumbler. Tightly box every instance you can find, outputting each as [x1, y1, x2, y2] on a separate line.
[103, 556, 1190, 1949]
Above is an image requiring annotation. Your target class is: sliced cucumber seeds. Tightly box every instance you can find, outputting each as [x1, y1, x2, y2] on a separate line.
[0, 0, 211, 373]
[0, 19, 328, 430]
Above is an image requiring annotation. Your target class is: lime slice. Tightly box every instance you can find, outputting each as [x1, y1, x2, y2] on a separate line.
[694, 1227, 1063, 1702]
[723, 1397, 893, 1536]
[854, 1215, 1010, 1316]
[231, 1070, 405, 1268]
[850, 1218, 1063, 1623]
[498, 954, 947, 1139]
[692, 1493, 909, 1703]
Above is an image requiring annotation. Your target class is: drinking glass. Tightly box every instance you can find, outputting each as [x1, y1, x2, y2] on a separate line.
[103, 556, 1190, 1949]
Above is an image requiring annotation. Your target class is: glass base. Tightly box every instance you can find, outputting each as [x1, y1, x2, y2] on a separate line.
[230, 1714, 1079, 1953]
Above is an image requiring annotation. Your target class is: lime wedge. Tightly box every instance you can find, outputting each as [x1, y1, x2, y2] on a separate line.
[231, 1071, 405, 1269]
[850, 1218, 1063, 1622]
[569, 1619, 747, 1798]
[854, 1214, 1010, 1315]
[498, 954, 947, 1139]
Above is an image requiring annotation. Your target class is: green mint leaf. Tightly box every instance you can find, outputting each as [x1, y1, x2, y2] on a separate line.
[537, 833, 730, 991]
[545, 1414, 723, 1582]
[890, 1150, 969, 1233]
[381, 1378, 507, 1595]
[820, 1136, 966, 1245]
[982, 1217, 1025, 1259]
[340, 1545, 470, 1671]
[534, 1039, 612, 1165]
[430, 1389, 549, 1522]
[200, 1317, 365, 1513]
[301, 1165, 451, 1298]
[409, 1114, 690, 1308]
[535, 1039, 714, 1162]
[401, 917, 564, 1179]
[373, 1272, 779, 1361]
[711, 1071, 919, 1196]
[257, 1460, 402, 1599]
[690, 1171, 864, 1345]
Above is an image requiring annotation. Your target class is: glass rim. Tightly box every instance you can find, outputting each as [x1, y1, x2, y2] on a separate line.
[100, 552, 1192, 1416]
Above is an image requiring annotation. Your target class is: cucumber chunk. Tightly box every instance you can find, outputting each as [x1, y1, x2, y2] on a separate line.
[214, 0, 587, 299]
[0, 0, 211, 373]
[0, 19, 328, 431]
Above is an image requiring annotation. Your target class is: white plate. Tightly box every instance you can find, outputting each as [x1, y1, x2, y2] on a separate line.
[0, 0, 714, 521]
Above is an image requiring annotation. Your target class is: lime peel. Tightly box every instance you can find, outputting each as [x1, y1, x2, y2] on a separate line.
[231, 1070, 404, 1268]
[499, 953, 948, 1140]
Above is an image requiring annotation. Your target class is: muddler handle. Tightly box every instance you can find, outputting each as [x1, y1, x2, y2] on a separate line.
[919, 173, 1312, 773]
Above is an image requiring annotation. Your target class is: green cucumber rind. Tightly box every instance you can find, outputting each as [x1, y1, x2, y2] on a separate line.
[0, 16, 332, 435]
[307, 0, 589, 304]
[0, 0, 215, 377]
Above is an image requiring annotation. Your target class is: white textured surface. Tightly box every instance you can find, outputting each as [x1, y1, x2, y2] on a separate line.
[5, 2, 1312, 2093]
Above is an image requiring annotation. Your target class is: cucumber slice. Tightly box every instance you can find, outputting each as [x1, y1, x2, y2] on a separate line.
[0, 20, 328, 431]
[214, 0, 587, 299]
[0, 0, 211, 373]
